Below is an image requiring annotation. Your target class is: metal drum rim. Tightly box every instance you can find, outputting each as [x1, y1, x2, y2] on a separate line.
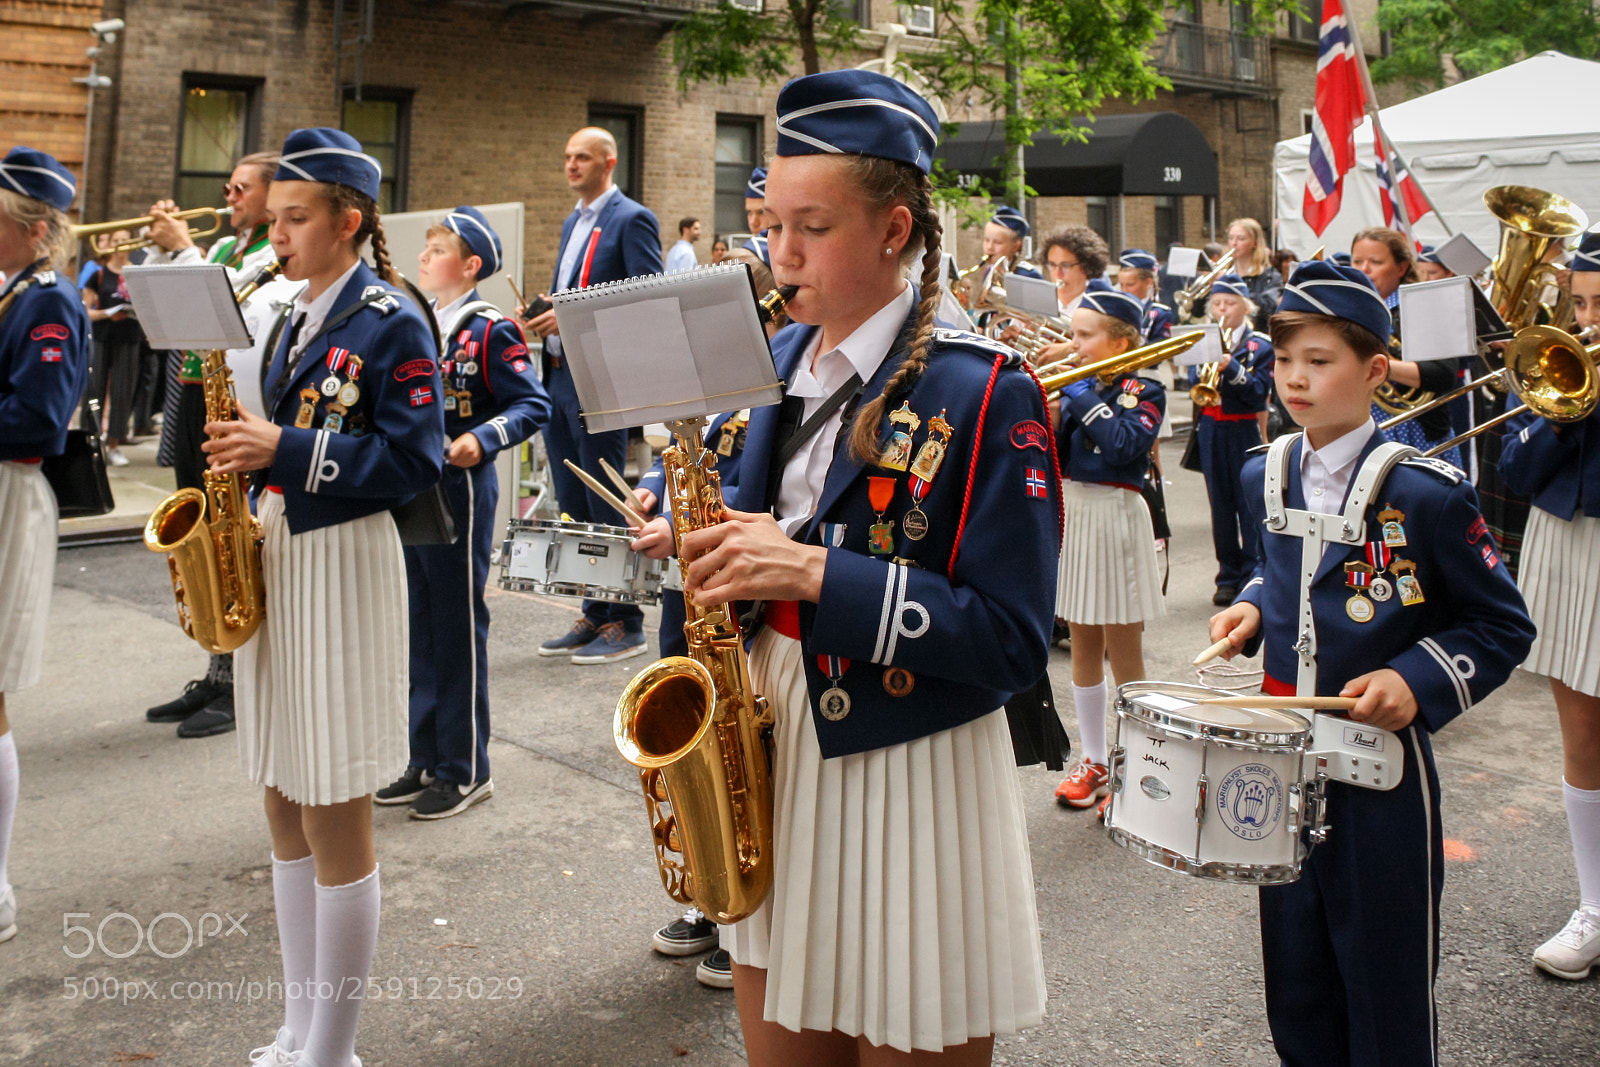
[1105, 825, 1302, 885]
[1116, 679, 1311, 744]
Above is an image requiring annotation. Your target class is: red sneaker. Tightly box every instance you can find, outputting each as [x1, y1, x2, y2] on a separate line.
[1097, 792, 1112, 821]
[1054, 760, 1109, 808]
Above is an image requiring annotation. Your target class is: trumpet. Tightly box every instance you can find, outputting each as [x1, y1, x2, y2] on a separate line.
[1378, 323, 1600, 458]
[1174, 250, 1236, 323]
[1039, 331, 1204, 402]
[74, 206, 232, 254]
[1189, 325, 1235, 408]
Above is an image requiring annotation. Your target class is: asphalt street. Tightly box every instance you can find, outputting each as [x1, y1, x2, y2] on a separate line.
[2, 442, 1597, 1066]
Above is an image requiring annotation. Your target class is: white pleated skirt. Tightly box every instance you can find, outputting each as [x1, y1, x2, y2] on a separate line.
[1518, 505, 1600, 697]
[723, 628, 1046, 1053]
[1055, 480, 1166, 625]
[235, 492, 409, 806]
[0, 462, 58, 692]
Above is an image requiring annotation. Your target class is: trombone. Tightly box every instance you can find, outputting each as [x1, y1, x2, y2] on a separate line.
[1377, 323, 1600, 458]
[1174, 250, 1235, 323]
[1039, 331, 1204, 402]
[74, 206, 232, 254]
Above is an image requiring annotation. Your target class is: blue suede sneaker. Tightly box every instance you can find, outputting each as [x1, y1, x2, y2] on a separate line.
[570, 622, 648, 664]
[539, 617, 599, 657]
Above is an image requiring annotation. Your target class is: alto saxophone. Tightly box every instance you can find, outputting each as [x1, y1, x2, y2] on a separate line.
[614, 416, 776, 926]
[144, 262, 282, 653]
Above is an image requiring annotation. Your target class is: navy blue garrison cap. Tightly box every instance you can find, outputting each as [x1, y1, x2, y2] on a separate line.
[1080, 278, 1145, 331]
[991, 206, 1028, 237]
[1279, 261, 1392, 346]
[442, 206, 502, 279]
[776, 70, 940, 174]
[1210, 273, 1251, 301]
[742, 232, 771, 266]
[0, 147, 75, 211]
[745, 167, 767, 199]
[1570, 231, 1600, 272]
[1119, 248, 1158, 272]
[275, 128, 382, 202]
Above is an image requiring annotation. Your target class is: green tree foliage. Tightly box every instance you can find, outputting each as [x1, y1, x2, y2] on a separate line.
[1372, 0, 1600, 89]
[669, 1, 864, 88]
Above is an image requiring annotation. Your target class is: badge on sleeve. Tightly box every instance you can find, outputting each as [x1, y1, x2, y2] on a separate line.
[1024, 468, 1049, 499]
[880, 402, 921, 472]
[409, 386, 435, 407]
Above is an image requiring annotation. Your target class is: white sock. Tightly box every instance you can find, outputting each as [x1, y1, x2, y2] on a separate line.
[1564, 779, 1600, 912]
[272, 854, 317, 1047]
[1072, 683, 1109, 767]
[304, 866, 380, 1067]
[0, 731, 17, 891]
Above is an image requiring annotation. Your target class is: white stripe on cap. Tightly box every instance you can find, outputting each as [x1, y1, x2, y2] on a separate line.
[279, 145, 383, 180]
[1286, 277, 1387, 318]
[1084, 289, 1143, 316]
[447, 212, 501, 274]
[0, 162, 76, 198]
[1572, 247, 1600, 269]
[779, 96, 940, 142]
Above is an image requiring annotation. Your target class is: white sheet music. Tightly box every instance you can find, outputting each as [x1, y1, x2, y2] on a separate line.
[1167, 247, 1203, 278]
[1397, 277, 1477, 362]
[1172, 323, 1224, 366]
[121, 264, 251, 350]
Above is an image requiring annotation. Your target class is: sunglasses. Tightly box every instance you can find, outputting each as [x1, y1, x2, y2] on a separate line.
[222, 182, 252, 196]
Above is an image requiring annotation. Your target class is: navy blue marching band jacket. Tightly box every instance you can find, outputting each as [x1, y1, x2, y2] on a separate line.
[262, 260, 445, 533]
[1189, 327, 1274, 416]
[729, 311, 1061, 758]
[1500, 406, 1600, 521]
[1237, 429, 1534, 731]
[1056, 371, 1165, 490]
[436, 294, 551, 462]
[1, 262, 90, 458]
[1141, 299, 1175, 345]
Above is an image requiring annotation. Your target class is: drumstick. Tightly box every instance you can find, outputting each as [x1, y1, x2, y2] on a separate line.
[1193, 636, 1236, 667]
[562, 459, 647, 529]
[1197, 696, 1359, 711]
[505, 274, 527, 311]
[598, 457, 646, 513]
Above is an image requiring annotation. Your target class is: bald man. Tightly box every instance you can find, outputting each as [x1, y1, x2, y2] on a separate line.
[521, 126, 663, 663]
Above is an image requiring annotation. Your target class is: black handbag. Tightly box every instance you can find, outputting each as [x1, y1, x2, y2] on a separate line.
[391, 482, 457, 546]
[42, 399, 115, 519]
[1179, 423, 1203, 473]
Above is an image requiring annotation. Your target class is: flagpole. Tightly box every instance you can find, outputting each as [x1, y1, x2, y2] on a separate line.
[1343, 13, 1455, 236]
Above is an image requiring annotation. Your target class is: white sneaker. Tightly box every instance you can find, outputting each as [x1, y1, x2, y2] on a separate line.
[0, 884, 16, 943]
[246, 1027, 296, 1065]
[107, 447, 130, 467]
[1533, 907, 1600, 980]
[286, 1054, 360, 1067]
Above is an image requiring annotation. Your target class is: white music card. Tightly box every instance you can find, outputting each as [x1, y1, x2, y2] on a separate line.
[1166, 246, 1203, 278]
[121, 264, 252, 350]
[1171, 323, 1223, 366]
[1434, 232, 1493, 279]
[1005, 273, 1063, 316]
[1397, 277, 1477, 362]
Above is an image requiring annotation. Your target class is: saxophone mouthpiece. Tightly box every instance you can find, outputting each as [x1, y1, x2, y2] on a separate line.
[757, 285, 799, 326]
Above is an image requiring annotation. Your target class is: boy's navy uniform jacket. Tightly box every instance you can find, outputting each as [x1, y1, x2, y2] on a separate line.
[1, 263, 90, 458]
[1500, 407, 1600, 520]
[1236, 429, 1534, 732]
[1141, 299, 1175, 344]
[729, 313, 1060, 758]
[1056, 372, 1164, 488]
[263, 261, 444, 533]
[437, 294, 551, 461]
[1189, 328, 1273, 415]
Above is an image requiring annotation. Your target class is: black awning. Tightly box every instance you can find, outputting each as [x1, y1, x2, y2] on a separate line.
[938, 112, 1218, 198]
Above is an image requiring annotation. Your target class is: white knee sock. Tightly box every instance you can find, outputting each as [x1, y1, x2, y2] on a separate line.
[1564, 779, 1600, 912]
[304, 866, 380, 1067]
[0, 731, 17, 891]
[272, 854, 317, 1048]
[1072, 683, 1108, 767]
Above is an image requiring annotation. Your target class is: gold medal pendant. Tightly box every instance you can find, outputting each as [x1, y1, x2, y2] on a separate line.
[1379, 505, 1408, 548]
[819, 687, 851, 721]
[458, 395, 473, 418]
[1391, 559, 1425, 606]
[879, 402, 921, 472]
[1346, 593, 1375, 623]
[902, 507, 929, 541]
[1118, 392, 1138, 408]
[338, 381, 360, 407]
[295, 387, 320, 429]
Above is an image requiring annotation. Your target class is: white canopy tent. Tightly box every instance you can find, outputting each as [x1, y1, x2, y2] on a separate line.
[1274, 52, 1600, 256]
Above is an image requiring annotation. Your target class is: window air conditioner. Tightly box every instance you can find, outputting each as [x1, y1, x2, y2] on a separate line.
[902, 4, 936, 35]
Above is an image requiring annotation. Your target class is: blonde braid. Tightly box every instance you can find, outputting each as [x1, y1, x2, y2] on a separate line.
[368, 217, 398, 285]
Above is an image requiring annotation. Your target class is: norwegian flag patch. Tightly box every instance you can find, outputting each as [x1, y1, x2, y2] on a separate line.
[1481, 543, 1500, 569]
[1024, 468, 1049, 498]
[409, 386, 434, 407]
[40, 346, 62, 363]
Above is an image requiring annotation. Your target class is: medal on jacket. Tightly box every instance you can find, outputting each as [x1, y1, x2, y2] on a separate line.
[338, 355, 362, 408]
[457, 390, 473, 418]
[818, 653, 851, 721]
[1379, 505, 1408, 548]
[1391, 558, 1425, 605]
[867, 476, 897, 555]
[904, 410, 952, 541]
[1118, 380, 1140, 409]
[1365, 541, 1394, 601]
[1344, 561, 1376, 623]
[717, 410, 750, 457]
[443, 388, 457, 412]
[323, 401, 347, 434]
[296, 387, 320, 429]
[879, 402, 920, 472]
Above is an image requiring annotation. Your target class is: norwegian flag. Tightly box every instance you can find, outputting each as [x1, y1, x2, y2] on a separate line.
[408, 386, 434, 407]
[1302, 0, 1366, 235]
[1024, 468, 1049, 498]
[1374, 125, 1431, 243]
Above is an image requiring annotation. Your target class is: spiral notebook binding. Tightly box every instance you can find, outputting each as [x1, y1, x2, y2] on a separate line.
[551, 262, 751, 303]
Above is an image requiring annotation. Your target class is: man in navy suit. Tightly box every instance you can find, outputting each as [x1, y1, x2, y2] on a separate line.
[522, 127, 663, 662]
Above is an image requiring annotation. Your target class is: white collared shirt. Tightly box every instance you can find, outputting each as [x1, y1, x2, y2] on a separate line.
[1299, 419, 1376, 515]
[774, 284, 914, 537]
[432, 290, 473, 349]
[665, 239, 698, 274]
[555, 183, 621, 291]
[286, 258, 364, 365]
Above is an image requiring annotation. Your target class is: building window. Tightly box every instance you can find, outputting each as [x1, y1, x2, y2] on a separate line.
[715, 115, 762, 240]
[1230, 0, 1253, 30]
[589, 104, 644, 201]
[175, 76, 260, 209]
[1086, 196, 1116, 254]
[1287, 0, 1321, 41]
[342, 89, 410, 213]
[1170, 0, 1200, 24]
[1301, 108, 1316, 136]
[1154, 195, 1182, 259]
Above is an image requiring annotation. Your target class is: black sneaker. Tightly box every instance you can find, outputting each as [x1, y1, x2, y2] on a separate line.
[375, 766, 434, 806]
[146, 678, 224, 723]
[539, 618, 599, 657]
[409, 778, 493, 820]
[696, 948, 733, 989]
[1213, 585, 1240, 607]
[176, 689, 235, 738]
[652, 908, 717, 956]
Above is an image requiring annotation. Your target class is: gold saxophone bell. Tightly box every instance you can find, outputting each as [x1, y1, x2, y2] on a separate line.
[74, 206, 233, 255]
[1039, 331, 1204, 402]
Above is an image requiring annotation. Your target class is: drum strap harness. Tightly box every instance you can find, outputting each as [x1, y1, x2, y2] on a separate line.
[1263, 433, 1417, 697]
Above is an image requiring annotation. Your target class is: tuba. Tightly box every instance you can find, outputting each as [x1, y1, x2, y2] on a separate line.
[614, 414, 776, 926]
[144, 262, 279, 653]
[1483, 186, 1589, 332]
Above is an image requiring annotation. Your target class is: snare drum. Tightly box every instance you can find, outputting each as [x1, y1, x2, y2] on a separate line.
[499, 518, 664, 604]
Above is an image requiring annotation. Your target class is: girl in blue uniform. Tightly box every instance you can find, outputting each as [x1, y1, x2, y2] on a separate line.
[644, 71, 1056, 1065]
[202, 128, 444, 1067]
[0, 147, 91, 946]
[1501, 229, 1600, 980]
[1211, 261, 1534, 1067]
[1050, 283, 1167, 814]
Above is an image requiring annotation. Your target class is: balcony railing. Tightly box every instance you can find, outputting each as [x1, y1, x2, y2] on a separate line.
[1153, 22, 1275, 96]
[498, 0, 718, 22]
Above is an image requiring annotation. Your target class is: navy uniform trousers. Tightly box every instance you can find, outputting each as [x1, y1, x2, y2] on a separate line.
[405, 461, 498, 786]
[1198, 414, 1265, 588]
[542, 359, 641, 632]
[1261, 725, 1444, 1067]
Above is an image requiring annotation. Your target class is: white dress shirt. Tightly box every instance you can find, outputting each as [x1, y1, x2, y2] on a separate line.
[774, 284, 914, 537]
[664, 239, 698, 274]
[432, 290, 473, 349]
[285, 259, 364, 367]
[1299, 419, 1376, 515]
[548, 183, 621, 360]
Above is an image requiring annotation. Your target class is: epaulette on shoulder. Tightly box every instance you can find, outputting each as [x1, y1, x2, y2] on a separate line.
[34, 270, 57, 287]
[360, 284, 402, 316]
[931, 327, 1023, 368]
[478, 307, 505, 323]
[1399, 455, 1465, 484]
[1246, 442, 1271, 456]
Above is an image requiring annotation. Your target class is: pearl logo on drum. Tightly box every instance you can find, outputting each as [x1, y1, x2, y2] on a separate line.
[1216, 764, 1285, 842]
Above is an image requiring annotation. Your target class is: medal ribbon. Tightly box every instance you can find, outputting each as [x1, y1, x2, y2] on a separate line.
[867, 476, 896, 514]
[326, 347, 349, 374]
[1366, 541, 1392, 571]
[907, 474, 930, 504]
[817, 653, 850, 681]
